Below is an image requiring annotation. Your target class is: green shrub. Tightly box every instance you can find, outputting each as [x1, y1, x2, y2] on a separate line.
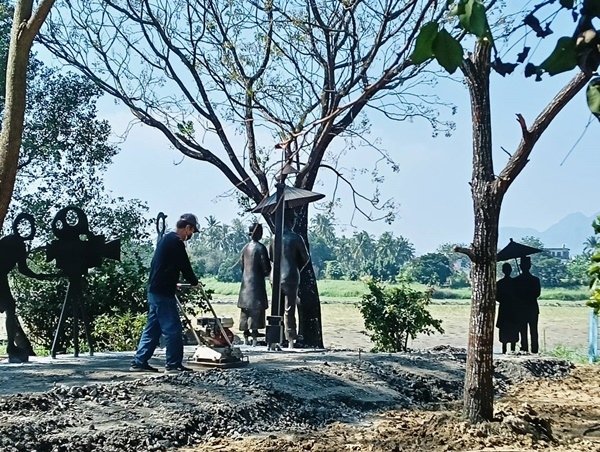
[546, 345, 588, 364]
[358, 278, 444, 352]
[92, 311, 147, 352]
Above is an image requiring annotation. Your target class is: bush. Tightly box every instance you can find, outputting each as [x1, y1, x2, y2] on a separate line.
[216, 256, 242, 282]
[358, 278, 444, 352]
[92, 311, 147, 352]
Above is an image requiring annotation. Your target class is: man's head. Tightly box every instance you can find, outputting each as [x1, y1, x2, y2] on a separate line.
[176, 213, 199, 241]
[519, 256, 531, 272]
[248, 222, 263, 241]
[501, 262, 512, 276]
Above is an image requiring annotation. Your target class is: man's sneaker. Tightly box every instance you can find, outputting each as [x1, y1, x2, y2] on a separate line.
[129, 362, 159, 373]
[165, 364, 194, 374]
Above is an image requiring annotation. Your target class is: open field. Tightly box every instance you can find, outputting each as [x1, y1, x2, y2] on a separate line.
[203, 278, 591, 301]
[208, 300, 591, 356]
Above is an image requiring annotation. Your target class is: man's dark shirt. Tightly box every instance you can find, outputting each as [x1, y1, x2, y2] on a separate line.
[148, 232, 198, 296]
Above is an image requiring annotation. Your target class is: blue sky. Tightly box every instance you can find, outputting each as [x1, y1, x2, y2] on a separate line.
[102, 65, 598, 255]
[31, 1, 598, 255]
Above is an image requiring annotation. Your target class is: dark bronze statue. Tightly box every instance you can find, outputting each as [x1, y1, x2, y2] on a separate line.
[515, 256, 541, 353]
[0, 214, 48, 362]
[496, 263, 519, 354]
[237, 223, 271, 346]
[270, 214, 309, 348]
[46, 206, 120, 358]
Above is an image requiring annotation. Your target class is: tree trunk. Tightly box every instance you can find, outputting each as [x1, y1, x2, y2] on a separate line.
[295, 204, 324, 348]
[0, 0, 55, 228]
[462, 40, 502, 422]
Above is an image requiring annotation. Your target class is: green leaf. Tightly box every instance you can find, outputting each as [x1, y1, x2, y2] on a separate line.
[559, 0, 574, 8]
[458, 0, 488, 37]
[587, 78, 600, 116]
[540, 37, 577, 75]
[432, 28, 464, 74]
[410, 22, 439, 64]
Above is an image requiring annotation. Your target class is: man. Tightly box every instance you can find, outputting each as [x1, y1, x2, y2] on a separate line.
[0, 214, 49, 362]
[496, 263, 519, 354]
[130, 213, 200, 373]
[238, 223, 271, 346]
[270, 213, 310, 349]
[514, 256, 541, 354]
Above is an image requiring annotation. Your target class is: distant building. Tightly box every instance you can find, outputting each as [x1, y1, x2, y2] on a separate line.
[544, 245, 570, 260]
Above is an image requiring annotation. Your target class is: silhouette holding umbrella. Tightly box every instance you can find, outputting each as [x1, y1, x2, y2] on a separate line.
[250, 183, 324, 350]
[497, 238, 543, 273]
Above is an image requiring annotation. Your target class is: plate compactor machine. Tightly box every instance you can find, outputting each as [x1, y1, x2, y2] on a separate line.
[176, 283, 248, 369]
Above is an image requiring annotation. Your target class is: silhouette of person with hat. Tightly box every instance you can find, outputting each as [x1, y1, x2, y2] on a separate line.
[496, 263, 519, 354]
[237, 223, 271, 346]
[514, 256, 541, 353]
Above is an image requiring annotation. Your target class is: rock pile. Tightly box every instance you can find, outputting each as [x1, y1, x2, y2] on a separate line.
[0, 350, 572, 451]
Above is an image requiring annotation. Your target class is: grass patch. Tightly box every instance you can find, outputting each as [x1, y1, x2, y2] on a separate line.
[545, 344, 588, 364]
[201, 277, 589, 303]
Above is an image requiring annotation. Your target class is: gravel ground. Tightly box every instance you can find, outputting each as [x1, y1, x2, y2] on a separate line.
[0, 345, 576, 451]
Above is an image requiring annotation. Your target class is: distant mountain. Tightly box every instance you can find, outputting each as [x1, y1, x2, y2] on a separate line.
[499, 212, 599, 256]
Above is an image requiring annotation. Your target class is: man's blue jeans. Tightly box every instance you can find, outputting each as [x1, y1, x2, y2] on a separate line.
[132, 292, 183, 368]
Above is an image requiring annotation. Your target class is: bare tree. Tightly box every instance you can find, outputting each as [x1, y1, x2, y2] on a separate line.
[41, 0, 451, 347]
[0, 0, 55, 228]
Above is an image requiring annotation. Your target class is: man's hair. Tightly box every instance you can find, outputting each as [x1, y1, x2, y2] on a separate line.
[176, 219, 190, 229]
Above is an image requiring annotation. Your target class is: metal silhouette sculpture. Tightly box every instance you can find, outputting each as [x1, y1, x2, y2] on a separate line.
[156, 212, 167, 242]
[0, 213, 49, 362]
[514, 256, 541, 353]
[237, 223, 271, 346]
[496, 263, 520, 354]
[46, 206, 121, 358]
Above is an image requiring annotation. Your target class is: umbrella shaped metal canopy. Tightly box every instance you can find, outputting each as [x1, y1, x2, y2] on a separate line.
[250, 185, 325, 214]
[497, 238, 543, 261]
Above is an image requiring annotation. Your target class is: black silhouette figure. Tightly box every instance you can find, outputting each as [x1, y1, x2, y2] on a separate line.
[514, 256, 541, 353]
[496, 263, 519, 354]
[269, 214, 309, 348]
[46, 206, 120, 358]
[0, 214, 48, 362]
[237, 223, 271, 346]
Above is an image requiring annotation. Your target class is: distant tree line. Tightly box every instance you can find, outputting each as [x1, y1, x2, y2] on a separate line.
[185, 215, 591, 289]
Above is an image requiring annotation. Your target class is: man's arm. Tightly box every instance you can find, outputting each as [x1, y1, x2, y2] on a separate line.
[177, 242, 198, 286]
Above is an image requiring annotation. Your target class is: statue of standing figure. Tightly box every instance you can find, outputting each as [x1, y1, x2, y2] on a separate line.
[0, 214, 49, 362]
[270, 213, 310, 349]
[496, 263, 520, 354]
[237, 223, 271, 346]
[515, 256, 541, 353]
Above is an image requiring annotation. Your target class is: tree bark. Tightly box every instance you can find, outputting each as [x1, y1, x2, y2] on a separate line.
[294, 204, 324, 348]
[0, 0, 55, 229]
[462, 40, 501, 423]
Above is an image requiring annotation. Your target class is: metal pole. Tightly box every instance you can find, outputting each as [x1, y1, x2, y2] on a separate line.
[266, 181, 286, 349]
[271, 182, 285, 317]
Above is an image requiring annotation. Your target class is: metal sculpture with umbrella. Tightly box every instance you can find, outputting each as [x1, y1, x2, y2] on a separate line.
[497, 238, 543, 273]
[250, 154, 324, 350]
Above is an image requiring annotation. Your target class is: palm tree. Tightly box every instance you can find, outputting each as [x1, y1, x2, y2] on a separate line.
[583, 236, 599, 256]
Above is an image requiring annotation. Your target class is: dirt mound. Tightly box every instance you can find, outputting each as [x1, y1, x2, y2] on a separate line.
[0, 350, 583, 451]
